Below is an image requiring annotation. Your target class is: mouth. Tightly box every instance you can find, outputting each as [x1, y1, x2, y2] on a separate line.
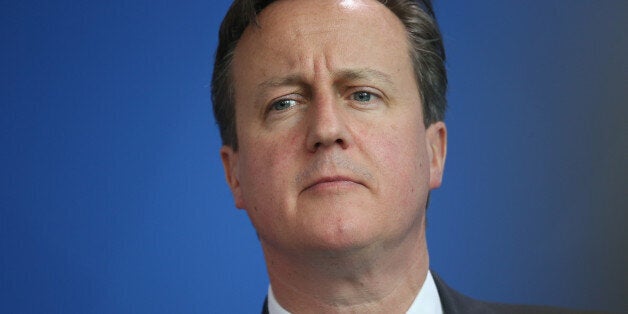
[303, 176, 364, 193]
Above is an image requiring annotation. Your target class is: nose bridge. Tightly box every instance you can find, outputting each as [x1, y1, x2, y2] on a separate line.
[305, 86, 349, 151]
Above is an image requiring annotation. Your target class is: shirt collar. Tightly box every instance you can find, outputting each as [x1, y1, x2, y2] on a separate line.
[267, 285, 290, 314]
[268, 270, 443, 314]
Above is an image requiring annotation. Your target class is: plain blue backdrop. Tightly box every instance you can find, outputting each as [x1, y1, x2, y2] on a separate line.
[2, 1, 626, 313]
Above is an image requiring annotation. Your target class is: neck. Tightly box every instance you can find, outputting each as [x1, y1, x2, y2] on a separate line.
[263, 225, 429, 313]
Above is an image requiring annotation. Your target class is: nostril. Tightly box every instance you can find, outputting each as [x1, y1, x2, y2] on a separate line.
[310, 138, 345, 151]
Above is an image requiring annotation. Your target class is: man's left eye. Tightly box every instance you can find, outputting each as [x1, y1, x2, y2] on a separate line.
[352, 91, 373, 102]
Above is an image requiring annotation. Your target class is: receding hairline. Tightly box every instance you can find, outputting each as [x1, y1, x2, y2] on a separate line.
[236, 0, 408, 49]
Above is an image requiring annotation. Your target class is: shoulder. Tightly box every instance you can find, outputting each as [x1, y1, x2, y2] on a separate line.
[431, 272, 604, 314]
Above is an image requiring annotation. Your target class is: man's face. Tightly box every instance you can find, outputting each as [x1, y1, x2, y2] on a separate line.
[221, 0, 446, 255]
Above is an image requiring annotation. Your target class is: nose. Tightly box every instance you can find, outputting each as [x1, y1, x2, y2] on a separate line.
[305, 92, 350, 152]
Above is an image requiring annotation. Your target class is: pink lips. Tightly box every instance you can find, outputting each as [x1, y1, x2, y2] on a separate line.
[303, 176, 362, 192]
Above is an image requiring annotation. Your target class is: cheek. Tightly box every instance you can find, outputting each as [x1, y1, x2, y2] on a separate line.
[238, 132, 301, 206]
[376, 119, 425, 169]
[371, 120, 428, 204]
[237, 133, 304, 241]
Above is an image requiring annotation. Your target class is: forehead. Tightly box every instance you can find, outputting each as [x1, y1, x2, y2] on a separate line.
[231, 0, 412, 86]
[249, 0, 403, 40]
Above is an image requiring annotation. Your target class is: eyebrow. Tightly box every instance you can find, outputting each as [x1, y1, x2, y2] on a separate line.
[335, 68, 395, 86]
[256, 68, 395, 92]
[257, 74, 303, 91]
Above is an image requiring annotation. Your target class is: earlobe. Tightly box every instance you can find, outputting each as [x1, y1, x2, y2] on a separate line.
[220, 145, 246, 209]
[426, 122, 447, 190]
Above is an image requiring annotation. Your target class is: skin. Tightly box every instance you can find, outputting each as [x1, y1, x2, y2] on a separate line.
[220, 0, 447, 312]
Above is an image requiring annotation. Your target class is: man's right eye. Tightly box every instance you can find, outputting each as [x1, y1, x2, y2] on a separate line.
[270, 99, 297, 111]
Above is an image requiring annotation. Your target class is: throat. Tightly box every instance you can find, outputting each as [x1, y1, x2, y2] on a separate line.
[264, 235, 429, 313]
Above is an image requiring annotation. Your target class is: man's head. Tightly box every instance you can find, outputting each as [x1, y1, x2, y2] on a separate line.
[212, 0, 447, 150]
[214, 0, 447, 257]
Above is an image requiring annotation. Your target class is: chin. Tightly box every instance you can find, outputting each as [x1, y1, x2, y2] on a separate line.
[299, 213, 384, 254]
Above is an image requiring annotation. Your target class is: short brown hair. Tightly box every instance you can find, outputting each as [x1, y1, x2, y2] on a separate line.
[211, 0, 447, 149]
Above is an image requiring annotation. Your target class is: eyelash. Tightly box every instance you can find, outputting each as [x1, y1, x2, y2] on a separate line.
[264, 95, 302, 119]
[270, 99, 297, 112]
[348, 88, 384, 108]
[266, 89, 382, 114]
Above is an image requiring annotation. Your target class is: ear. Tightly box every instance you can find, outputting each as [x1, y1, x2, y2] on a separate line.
[220, 145, 246, 209]
[425, 121, 447, 190]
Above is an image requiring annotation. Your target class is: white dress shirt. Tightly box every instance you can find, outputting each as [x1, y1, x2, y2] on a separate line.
[268, 270, 443, 314]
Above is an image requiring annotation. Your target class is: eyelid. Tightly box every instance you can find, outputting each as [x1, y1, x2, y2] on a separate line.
[347, 85, 382, 95]
[265, 93, 304, 115]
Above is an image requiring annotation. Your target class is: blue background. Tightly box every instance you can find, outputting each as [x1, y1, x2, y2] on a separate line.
[2, 1, 626, 313]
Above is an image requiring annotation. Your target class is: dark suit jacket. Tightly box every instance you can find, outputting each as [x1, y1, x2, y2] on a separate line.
[261, 272, 602, 314]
